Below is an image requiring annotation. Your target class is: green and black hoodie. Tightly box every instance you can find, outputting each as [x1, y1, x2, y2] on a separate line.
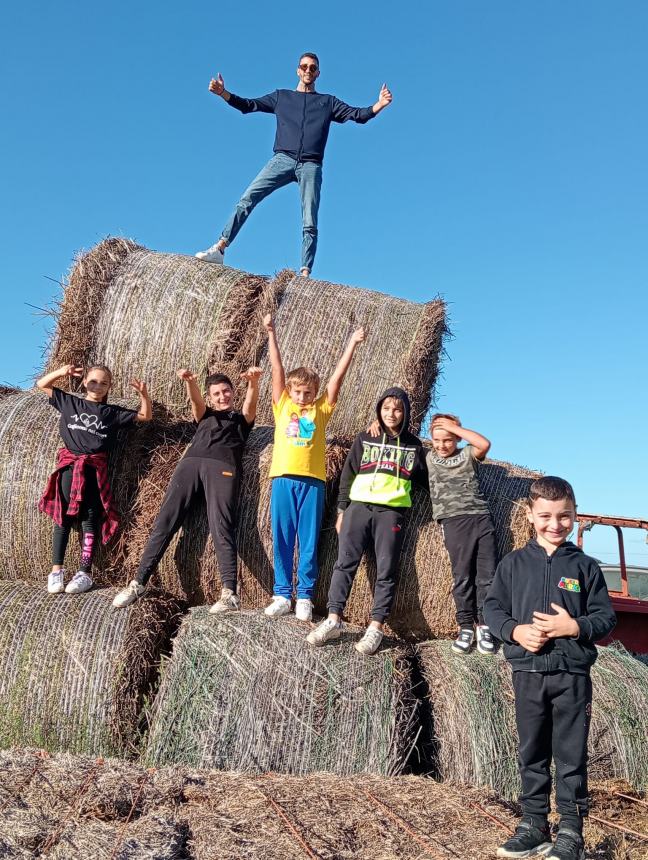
[337, 387, 428, 511]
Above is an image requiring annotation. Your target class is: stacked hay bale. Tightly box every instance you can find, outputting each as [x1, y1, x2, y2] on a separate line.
[144, 609, 417, 775]
[418, 641, 648, 799]
[0, 582, 179, 756]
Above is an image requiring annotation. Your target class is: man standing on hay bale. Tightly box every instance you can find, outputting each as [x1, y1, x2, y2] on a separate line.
[484, 476, 616, 860]
[196, 52, 392, 277]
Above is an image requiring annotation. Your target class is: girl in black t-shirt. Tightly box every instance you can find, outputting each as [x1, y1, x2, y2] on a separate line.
[113, 365, 261, 612]
[36, 363, 152, 595]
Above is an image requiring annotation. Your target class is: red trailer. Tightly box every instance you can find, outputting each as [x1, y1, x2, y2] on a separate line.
[577, 513, 648, 654]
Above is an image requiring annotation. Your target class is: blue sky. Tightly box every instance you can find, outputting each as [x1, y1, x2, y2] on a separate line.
[1, 1, 647, 564]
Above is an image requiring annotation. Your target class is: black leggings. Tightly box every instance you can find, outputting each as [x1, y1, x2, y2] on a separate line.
[52, 465, 102, 573]
[136, 457, 239, 591]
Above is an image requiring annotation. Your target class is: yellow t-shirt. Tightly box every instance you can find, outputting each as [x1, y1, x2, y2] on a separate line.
[269, 390, 335, 481]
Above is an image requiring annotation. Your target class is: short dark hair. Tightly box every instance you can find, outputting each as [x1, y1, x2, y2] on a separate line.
[528, 476, 576, 508]
[205, 373, 233, 390]
[299, 52, 319, 68]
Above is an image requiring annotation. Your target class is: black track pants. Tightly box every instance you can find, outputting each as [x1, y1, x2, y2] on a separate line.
[52, 465, 102, 572]
[513, 670, 592, 822]
[327, 502, 405, 623]
[136, 457, 239, 590]
[441, 512, 497, 627]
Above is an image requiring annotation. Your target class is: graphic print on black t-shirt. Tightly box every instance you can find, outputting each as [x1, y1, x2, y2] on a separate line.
[185, 409, 254, 468]
[49, 388, 137, 455]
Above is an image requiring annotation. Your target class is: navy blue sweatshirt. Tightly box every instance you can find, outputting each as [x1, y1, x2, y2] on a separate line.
[227, 89, 375, 164]
[484, 540, 616, 674]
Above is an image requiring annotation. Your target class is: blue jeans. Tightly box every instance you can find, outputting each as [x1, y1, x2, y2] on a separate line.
[221, 153, 322, 272]
[270, 476, 325, 599]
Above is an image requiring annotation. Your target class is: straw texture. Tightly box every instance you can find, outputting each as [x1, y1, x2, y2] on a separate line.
[144, 609, 417, 776]
[0, 582, 178, 756]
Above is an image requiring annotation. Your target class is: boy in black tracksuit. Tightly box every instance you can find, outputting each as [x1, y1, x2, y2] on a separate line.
[484, 476, 615, 860]
[306, 387, 427, 655]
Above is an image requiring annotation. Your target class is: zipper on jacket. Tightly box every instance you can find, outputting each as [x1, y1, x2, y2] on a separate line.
[543, 554, 552, 671]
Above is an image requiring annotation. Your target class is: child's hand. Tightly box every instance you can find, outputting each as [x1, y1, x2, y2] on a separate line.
[532, 604, 579, 639]
[432, 416, 460, 434]
[177, 368, 197, 382]
[130, 379, 149, 396]
[61, 364, 84, 378]
[335, 512, 344, 534]
[351, 327, 365, 344]
[263, 314, 274, 332]
[367, 419, 381, 438]
[512, 623, 548, 653]
[241, 366, 263, 383]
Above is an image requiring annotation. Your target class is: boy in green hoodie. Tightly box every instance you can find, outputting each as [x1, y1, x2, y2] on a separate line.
[307, 387, 427, 654]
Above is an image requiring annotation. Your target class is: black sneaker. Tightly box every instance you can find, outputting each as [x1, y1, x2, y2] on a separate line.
[476, 624, 496, 655]
[451, 627, 475, 654]
[497, 821, 552, 858]
[546, 828, 585, 860]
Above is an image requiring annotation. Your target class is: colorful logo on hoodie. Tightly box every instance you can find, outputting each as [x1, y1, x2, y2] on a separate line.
[558, 577, 581, 592]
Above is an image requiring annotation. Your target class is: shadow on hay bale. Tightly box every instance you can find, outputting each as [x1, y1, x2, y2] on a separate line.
[144, 609, 417, 776]
[0, 582, 180, 757]
[417, 640, 648, 801]
[45, 237, 268, 414]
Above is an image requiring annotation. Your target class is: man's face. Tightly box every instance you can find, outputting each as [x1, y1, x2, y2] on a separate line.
[208, 382, 233, 411]
[289, 382, 317, 407]
[431, 428, 458, 458]
[297, 57, 319, 87]
[527, 497, 576, 551]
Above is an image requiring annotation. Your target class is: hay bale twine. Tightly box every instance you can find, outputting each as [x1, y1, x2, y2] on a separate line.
[316, 456, 539, 640]
[0, 582, 179, 756]
[144, 609, 417, 775]
[250, 271, 448, 436]
[0, 390, 160, 584]
[47, 238, 268, 412]
[418, 640, 648, 799]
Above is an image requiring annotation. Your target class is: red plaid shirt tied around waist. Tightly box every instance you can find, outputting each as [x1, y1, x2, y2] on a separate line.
[38, 447, 120, 543]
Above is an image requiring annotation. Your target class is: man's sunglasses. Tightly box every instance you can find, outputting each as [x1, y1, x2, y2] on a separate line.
[299, 63, 318, 73]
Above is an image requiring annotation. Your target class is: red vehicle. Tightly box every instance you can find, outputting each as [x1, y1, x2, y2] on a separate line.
[577, 514, 648, 654]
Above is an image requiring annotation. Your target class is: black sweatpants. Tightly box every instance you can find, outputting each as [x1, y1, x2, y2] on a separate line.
[441, 512, 497, 627]
[136, 457, 239, 590]
[52, 464, 102, 573]
[327, 502, 405, 623]
[513, 670, 592, 825]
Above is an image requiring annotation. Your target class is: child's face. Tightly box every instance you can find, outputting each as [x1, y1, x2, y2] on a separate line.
[288, 383, 317, 407]
[208, 382, 233, 411]
[380, 398, 404, 434]
[84, 369, 111, 402]
[431, 427, 458, 458]
[527, 496, 576, 551]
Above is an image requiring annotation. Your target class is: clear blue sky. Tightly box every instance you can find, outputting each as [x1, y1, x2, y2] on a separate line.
[1, 1, 647, 564]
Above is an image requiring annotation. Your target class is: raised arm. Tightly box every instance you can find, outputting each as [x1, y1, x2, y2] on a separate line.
[177, 369, 206, 422]
[263, 314, 285, 405]
[209, 74, 277, 113]
[36, 364, 83, 398]
[240, 366, 262, 424]
[326, 328, 365, 406]
[432, 416, 491, 460]
[130, 379, 152, 422]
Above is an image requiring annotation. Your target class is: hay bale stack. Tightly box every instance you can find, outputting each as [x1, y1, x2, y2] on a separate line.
[316, 457, 539, 640]
[418, 641, 648, 799]
[47, 238, 268, 412]
[250, 271, 448, 435]
[0, 582, 179, 756]
[144, 609, 416, 775]
[0, 389, 161, 584]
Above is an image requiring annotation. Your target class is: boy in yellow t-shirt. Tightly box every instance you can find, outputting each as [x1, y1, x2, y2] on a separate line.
[263, 313, 365, 621]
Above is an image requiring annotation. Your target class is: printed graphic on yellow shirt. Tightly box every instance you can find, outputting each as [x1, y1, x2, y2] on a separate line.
[284, 406, 317, 447]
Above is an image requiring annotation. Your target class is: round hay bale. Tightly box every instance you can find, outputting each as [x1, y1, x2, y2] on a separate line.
[46, 238, 268, 413]
[46, 814, 187, 860]
[249, 270, 448, 436]
[0, 390, 161, 585]
[315, 456, 540, 641]
[0, 582, 179, 756]
[0, 385, 20, 401]
[144, 609, 417, 776]
[417, 640, 648, 800]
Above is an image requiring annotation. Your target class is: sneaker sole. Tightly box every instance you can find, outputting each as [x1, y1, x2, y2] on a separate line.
[497, 843, 552, 858]
[47, 587, 65, 594]
[451, 644, 473, 654]
[477, 645, 495, 655]
[307, 632, 340, 646]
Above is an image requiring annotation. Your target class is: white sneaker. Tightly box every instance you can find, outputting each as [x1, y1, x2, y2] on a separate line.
[451, 627, 475, 654]
[196, 244, 225, 264]
[47, 570, 65, 594]
[355, 627, 384, 656]
[295, 598, 313, 622]
[209, 587, 240, 614]
[476, 624, 496, 655]
[264, 595, 292, 618]
[65, 571, 93, 594]
[112, 580, 145, 608]
[306, 617, 341, 646]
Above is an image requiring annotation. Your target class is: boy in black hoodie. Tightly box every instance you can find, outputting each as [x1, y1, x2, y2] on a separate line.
[307, 387, 427, 655]
[484, 477, 615, 860]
